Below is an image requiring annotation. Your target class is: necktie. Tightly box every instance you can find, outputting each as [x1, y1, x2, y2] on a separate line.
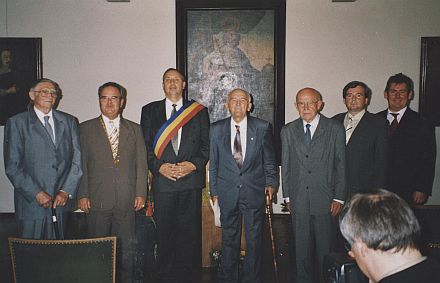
[108, 120, 119, 162]
[389, 113, 399, 136]
[345, 116, 354, 144]
[44, 116, 55, 143]
[305, 124, 311, 146]
[233, 125, 243, 168]
[171, 104, 179, 154]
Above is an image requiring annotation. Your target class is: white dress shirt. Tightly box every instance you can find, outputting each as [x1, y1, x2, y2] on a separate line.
[165, 98, 183, 148]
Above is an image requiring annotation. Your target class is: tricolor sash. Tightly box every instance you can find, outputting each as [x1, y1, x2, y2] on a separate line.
[153, 100, 205, 159]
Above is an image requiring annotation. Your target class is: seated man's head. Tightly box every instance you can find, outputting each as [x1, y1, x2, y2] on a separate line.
[339, 189, 421, 280]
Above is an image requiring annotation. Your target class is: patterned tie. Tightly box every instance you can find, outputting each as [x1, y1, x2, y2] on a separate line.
[305, 124, 311, 146]
[345, 116, 354, 144]
[108, 120, 119, 161]
[389, 113, 399, 136]
[44, 116, 55, 143]
[233, 125, 243, 168]
[171, 104, 179, 154]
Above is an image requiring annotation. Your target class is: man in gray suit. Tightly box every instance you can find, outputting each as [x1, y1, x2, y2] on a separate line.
[77, 82, 148, 283]
[281, 87, 346, 283]
[210, 88, 279, 283]
[4, 78, 82, 239]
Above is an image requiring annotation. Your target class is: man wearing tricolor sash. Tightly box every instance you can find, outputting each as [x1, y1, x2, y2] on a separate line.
[140, 68, 210, 283]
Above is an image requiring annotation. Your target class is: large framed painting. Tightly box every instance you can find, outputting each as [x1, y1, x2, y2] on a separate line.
[176, 0, 286, 159]
[0, 38, 42, 126]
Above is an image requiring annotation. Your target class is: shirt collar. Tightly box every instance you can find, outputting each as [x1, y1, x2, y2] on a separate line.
[347, 109, 366, 121]
[302, 114, 320, 128]
[388, 106, 407, 117]
[34, 106, 53, 121]
[166, 98, 183, 109]
[231, 115, 248, 128]
[101, 114, 121, 125]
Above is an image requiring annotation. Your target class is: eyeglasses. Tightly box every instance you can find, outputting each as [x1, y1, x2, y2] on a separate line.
[99, 96, 121, 102]
[33, 88, 58, 97]
[296, 101, 318, 108]
[388, 90, 409, 97]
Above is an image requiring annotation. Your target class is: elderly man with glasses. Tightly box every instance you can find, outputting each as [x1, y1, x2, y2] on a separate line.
[3, 78, 82, 240]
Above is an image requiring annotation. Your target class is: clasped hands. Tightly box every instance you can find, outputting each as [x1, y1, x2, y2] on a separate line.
[35, 190, 69, 209]
[159, 162, 196, 181]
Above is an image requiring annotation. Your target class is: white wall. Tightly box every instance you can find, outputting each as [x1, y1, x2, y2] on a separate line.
[1, 0, 440, 211]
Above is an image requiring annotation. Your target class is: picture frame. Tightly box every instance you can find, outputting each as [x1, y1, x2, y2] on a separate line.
[0, 37, 42, 126]
[176, 0, 286, 160]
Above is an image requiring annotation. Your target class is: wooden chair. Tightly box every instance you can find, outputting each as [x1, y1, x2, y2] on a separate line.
[8, 236, 116, 283]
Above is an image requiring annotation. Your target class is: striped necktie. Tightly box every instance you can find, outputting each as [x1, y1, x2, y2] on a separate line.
[108, 120, 119, 161]
[44, 116, 55, 143]
[233, 125, 243, 168]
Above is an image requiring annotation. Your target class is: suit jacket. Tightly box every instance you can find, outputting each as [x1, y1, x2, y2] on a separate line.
[209, 116, 279, 210]
[281, 115, 346, 215]
[140, 99, 210, 192]
[4, 108, 82, 219]
[332, 111, 388, 196]
[377, 107, 436, 195]
[77, 117, 148, 211]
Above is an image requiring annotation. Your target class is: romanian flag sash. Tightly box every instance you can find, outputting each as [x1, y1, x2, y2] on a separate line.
[153, 100, 204, 159]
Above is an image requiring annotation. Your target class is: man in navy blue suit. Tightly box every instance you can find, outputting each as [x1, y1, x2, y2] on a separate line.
[210, 88, 279, 283]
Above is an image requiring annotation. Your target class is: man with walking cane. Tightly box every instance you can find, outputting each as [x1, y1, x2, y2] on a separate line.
[210, 88, 279, 283]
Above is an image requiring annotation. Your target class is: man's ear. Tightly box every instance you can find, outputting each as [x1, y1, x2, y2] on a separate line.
[29, 91, 35, 101]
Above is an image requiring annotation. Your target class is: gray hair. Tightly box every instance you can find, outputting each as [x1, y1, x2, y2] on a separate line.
[339, 189, 421, 252]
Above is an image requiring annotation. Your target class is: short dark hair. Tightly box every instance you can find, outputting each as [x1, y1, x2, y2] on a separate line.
[162, 68, 185, 81]
[385, 73, 414, 94]
[342, 81, 371, 100]
[339, 189, 421, 253]
[98, 82, 126, 100]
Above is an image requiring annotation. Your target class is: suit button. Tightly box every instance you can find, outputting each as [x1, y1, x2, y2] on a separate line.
[306, 186, 309, 190]
[237, 185, 242, 188]
[305, 155, 309, 158]
[239, 173, 242, 176]
[308, 171, 311, 174]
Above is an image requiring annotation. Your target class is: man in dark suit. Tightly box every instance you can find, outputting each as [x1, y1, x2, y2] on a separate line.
[333, 81, 388, 198]
[210, 88, 278, 283]
[281, 88, 346, 283]
[4, 78, 82, 239]
[377, 73, 436, 205]
[77, 82, 148, 283]
[140, 68, 210, 283]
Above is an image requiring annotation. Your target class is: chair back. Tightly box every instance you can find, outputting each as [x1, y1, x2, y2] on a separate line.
[8, 236, 116, 283]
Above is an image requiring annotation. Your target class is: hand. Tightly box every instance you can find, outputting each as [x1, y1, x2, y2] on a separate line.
[174, 162, 196, 178]
[134, 196, 146, 211]
[413, 191, 428, 205]
[53, 190, 69, 208]
[159, 163, 178, 181]
[211, 195, 218, 203]
[35, 191, 52, 208]
[330, 201, 343, 216]
[265, 186, 275, 202]
[6, 85, 17, 94]
[78, 198, 91, 213]
[285, 201, 292, 213]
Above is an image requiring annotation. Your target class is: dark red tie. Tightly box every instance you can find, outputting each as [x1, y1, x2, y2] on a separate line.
[233, 125, 243, 168]
[389, 113, 399, 136]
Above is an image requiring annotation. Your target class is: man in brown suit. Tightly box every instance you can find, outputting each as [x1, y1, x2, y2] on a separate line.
[77, 82, 148, 283]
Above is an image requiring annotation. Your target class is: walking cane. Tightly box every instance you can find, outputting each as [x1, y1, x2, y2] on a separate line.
[51, 206, 60, 240]
[265, 192, 279, 283]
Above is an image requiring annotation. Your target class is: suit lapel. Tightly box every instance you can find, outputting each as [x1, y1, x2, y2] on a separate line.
[242, 117, 256, 170]
[118, 118, 130, 157]
[221, 117, 238, 168]
[347, 112, 369, 146]
[309, 116, 327, 158]
[53, 110, 65, 149]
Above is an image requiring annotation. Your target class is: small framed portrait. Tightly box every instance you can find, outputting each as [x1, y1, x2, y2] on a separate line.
[0, 38, 42, 126]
